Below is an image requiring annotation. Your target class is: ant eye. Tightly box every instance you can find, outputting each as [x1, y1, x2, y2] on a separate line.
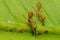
[28, 11, 37, 35]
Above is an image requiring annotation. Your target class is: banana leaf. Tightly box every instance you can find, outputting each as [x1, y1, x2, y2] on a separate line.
[0, 0, 60, 40]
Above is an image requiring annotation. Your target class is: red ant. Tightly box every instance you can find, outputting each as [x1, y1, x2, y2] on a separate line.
[22, 11, 37, 35]
[28, 11, 37, 32]
[36, 2, 45, 22]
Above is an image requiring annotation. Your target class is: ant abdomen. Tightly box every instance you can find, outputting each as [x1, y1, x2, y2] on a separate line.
[28, 11, 33, 19]
[41, 15, 45, 22]
[36, 2, 41, 11]
[32, 24, 37, 31]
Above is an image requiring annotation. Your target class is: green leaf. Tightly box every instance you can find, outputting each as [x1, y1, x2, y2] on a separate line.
[0, 0, 60, 40]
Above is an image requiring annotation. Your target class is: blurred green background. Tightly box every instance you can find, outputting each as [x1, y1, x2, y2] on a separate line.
[0, 0, 60, 40]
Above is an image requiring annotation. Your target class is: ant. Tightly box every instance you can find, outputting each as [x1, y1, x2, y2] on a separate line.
[22, 11, 37, 35]
[28, 11, 37, 35]
[36, 2, 45, 23]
